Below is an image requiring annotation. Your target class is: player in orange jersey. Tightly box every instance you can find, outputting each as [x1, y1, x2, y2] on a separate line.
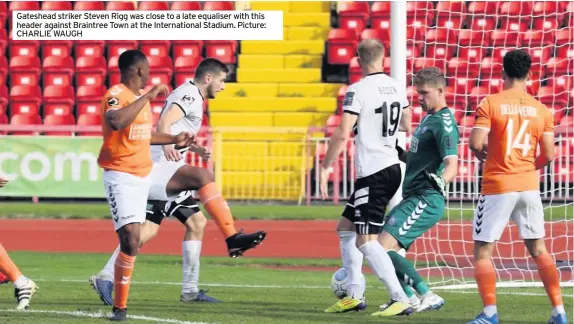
[467, 49, 567, 324]
[0, 177, 38, 309]
[98, 49, 195, 321]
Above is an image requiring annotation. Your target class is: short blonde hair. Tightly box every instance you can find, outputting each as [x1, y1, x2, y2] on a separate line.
[357, 39, 385, 65]
[413, 67, 447, 88]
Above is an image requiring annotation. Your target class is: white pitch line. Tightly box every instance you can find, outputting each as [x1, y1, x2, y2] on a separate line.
[0, 309, 212, 324]
[31, 278, 574, 298]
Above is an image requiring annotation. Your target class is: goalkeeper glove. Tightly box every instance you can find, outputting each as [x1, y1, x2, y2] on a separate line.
[424, 171, 447, 198]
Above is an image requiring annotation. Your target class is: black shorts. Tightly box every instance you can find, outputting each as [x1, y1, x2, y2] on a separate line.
[146, 191, 201, 226]
[342, 163, 402, 235]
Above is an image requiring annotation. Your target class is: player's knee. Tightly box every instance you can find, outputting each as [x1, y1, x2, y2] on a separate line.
[336, 217, 355, 232]
[473, 241, 494, 260]
[185, 212, 207, 233]
[118, 224, 141, 255]
[195, 169, 214, 187]
[524, 239, 547, 258]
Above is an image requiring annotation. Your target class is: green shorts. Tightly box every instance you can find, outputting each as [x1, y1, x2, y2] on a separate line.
[382, 192, 445, 250]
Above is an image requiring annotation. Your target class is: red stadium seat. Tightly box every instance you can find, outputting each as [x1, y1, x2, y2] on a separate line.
[479, 57, 504, 79]
[138, 1, 169, 10]
[9, 56, 41, 86]
[458, 47, 487, 63]
[467, 1, 499, 17]
[458, 115, 476, 128]
[527, 47, 553, 65]
[499, 1, 532, 16]
[0, 56, 5, 83]
[436, 16, 464, 29]
[9, 1, 39, 11]
[327, 29, 358, 65]
[76, 56, 107, 88]
[538, 86, 569, 107]
[533, 1, 563, 19]
[77, 114, 102, 136]
[0, 28, 7, 55]
[468, 17, 497, 31]
[500, 18, 529, 33]
[0, 1, 6, 27]
[203, 2, 234, 10]
[348, 57, 361, 84]
[447, 57, 479, 79]
[532, 18, 561, 32]
[414, 57, 447, 71]
[452, 77, 476, 96]
[525, 77, 541, 97]
[458, 30, 490, 47]
[371, 1, 390, 30]
[522, 30, 554, 47]
[547, 75, 574, 94]
[555, 45, 573, 61]
[555, 29, 572, 46]
[106, 1, 135, 10]
[360, 29, 388, 48]
[43, 85, 75, 117]
[435, 1, 466, 18]
[9, 114, 42, 135]
[75, 40, 105, 57]
[107, 40, 138, 58]
[42, 56, 74, 87]
[148, 56, 173, 85]
[149, 100, 165, 125]
[491, 30, 522, 47]
[171, 1, 202, 10]
[76, 86, 106, 116]
[546, 57, 572, 76]
[43, 114, 76, 136]
[41, 40, 73, 58]
[74, 1, 104, 10]
[468, 86, 490, 110]
[406, 1, 434, 25]
[172, 40, 204, 59]
[8, 32, 40, 58]
[406, 19, 427, 45]
[205, 41, 237, 64]
[41, 1, 72, 10]
[0, 85, 7, 108]
[174, 56, 203, 72]
[425, 28, 457, 44]
[0, 114, 7, 135]
[479, 78, 503, 94]
[140, 40, 171, 57]
[337, 2, 370, 35]
[411, 105, 423, 125]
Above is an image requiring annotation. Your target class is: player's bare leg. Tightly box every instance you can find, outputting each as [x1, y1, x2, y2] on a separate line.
[0, 244, 38, 310]
[379, 232, 442, 313]
[166, 165, 266, 258]
[525, 239, 567, 324]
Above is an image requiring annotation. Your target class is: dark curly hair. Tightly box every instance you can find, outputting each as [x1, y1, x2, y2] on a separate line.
[503, 49, 532, 80]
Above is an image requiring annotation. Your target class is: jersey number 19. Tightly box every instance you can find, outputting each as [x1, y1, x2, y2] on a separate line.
[375, 101, 401, 137]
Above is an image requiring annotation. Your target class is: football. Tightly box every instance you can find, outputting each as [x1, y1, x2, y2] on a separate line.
[331, 267, 366, 299]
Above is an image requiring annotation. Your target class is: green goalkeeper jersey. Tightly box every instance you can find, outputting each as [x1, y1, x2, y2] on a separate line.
[403, 107, 460, 196]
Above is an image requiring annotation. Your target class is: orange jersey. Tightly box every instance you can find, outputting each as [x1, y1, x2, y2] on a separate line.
[97, 84, 153, 177]
[473, 88, 554, 194]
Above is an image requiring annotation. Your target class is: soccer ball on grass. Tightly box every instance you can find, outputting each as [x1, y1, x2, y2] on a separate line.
[331, 267, 366, 299]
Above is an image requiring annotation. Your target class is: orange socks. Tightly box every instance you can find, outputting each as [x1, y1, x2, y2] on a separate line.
[0, 244, 22, 282]
[535, 253, 564, 307]
[198, 182, 238, 238]
[475, 259, 497, 308]
[114, 252, 136, 309]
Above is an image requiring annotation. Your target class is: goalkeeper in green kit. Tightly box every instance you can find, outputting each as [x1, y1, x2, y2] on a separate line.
[378, 67, 459, 313]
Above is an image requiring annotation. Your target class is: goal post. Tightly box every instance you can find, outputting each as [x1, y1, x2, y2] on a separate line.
[391, 1, 574, 290]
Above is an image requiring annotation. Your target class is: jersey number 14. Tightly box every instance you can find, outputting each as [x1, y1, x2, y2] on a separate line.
[375, 101, 401, 137]
[506, 119, 532, 156]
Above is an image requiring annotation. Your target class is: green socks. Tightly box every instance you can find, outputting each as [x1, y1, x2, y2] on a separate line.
[387, 250, 431, 296]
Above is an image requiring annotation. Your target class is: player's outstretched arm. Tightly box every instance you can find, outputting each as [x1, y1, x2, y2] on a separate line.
[106, 84, 169, 131]
[157, 103, 186, 161]
[151, 131, 195, 146]
[319, 113, 358, 199]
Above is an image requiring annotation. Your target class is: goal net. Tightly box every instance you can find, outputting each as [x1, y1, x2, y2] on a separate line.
[403, 1, 573, 289]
